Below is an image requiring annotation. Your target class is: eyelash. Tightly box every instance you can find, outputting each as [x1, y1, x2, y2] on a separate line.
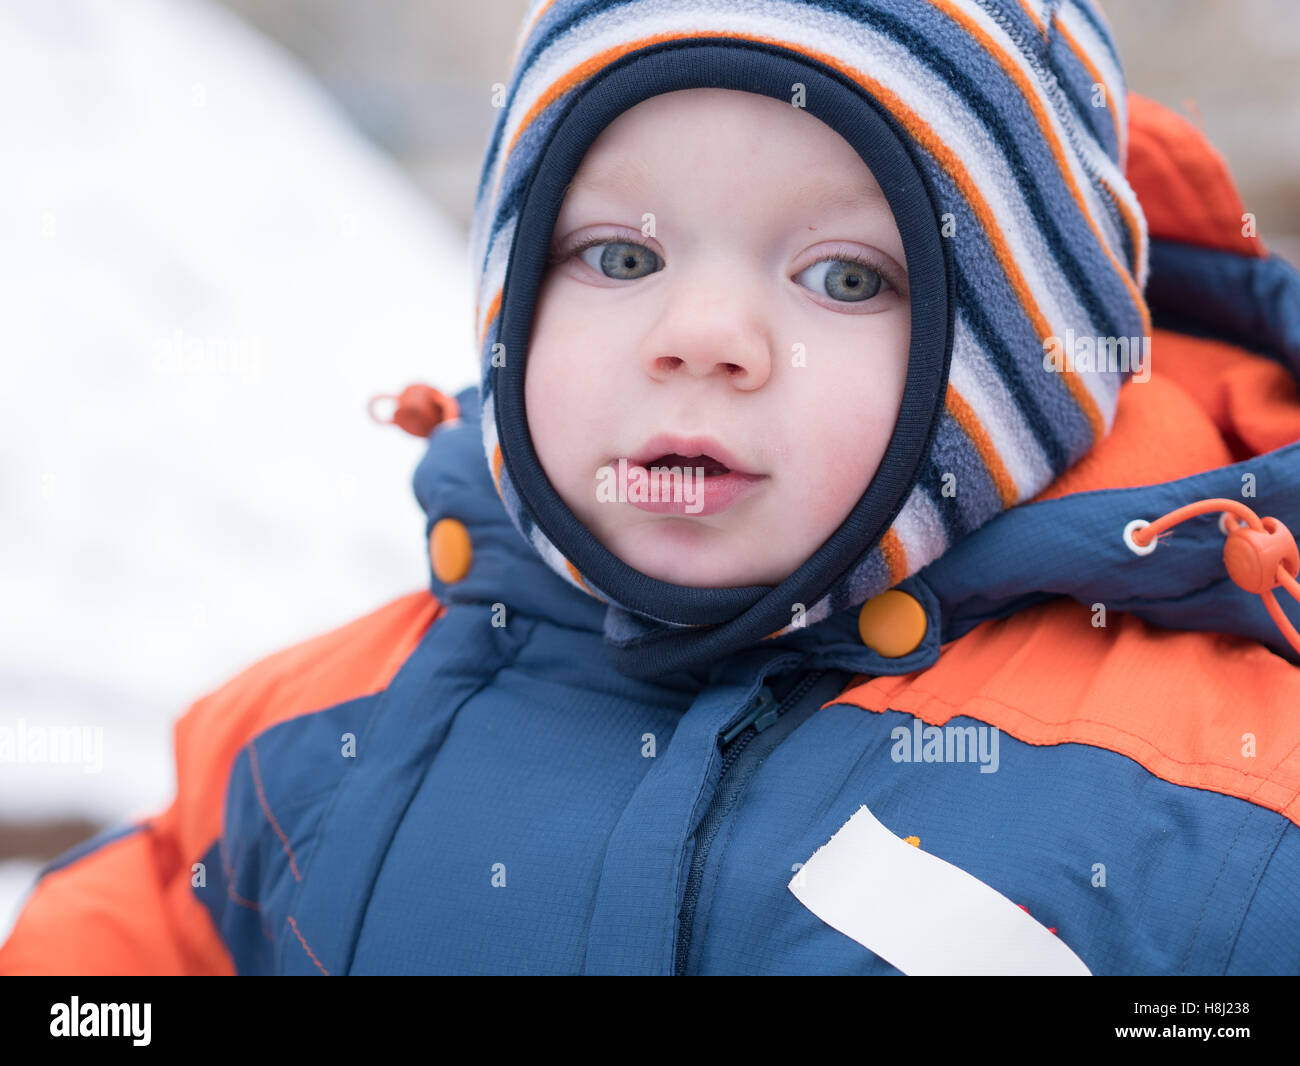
[801, 246, 903, 298]
[548, 233, 625, 265]
[550, 234, 905, 299]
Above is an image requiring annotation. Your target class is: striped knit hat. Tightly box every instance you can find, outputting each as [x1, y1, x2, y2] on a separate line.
[470, 0, 1150, 678]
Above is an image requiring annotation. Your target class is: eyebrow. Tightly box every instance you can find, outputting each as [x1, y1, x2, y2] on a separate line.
[564, 163, 888, 217]
[789, 178, 891, 215]
[562, 156, 659, 200]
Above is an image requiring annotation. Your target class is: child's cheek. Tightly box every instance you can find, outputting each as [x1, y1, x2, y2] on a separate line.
[795, 463, 868, 534]
[524, 340, 572, 490]
[526, 318, 614, 520]
[787, 388, 899, 530]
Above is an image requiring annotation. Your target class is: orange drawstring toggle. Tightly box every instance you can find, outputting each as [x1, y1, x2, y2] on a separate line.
[1223, 516, 1299, 595]
[1125, 497, 1300, 657]
[367, 384, 458, 438]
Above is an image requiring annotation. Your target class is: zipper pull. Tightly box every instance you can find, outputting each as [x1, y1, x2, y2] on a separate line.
[722, 685, 780, 746]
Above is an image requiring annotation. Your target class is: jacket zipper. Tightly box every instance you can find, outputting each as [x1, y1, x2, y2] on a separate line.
[673, 669, 828, 976]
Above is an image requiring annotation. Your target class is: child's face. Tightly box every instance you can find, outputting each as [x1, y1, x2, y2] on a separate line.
[525, 88, 910, 588]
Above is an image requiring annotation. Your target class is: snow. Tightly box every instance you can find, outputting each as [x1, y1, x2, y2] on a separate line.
[0, 0, 478, 944]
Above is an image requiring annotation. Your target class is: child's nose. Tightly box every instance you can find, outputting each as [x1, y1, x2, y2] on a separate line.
[640, 293, 773, 390]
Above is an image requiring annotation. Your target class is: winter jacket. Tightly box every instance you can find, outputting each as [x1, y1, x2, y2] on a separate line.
[3, 45, 1299, 974]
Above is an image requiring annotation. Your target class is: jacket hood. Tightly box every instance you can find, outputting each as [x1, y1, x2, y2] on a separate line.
[413, 78, 1300, 674]
[464, 0, 1152, 677]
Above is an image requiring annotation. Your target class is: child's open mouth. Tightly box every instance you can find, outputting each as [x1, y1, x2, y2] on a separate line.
[614, 436, 765, 517]
[643, 452, 732, 476]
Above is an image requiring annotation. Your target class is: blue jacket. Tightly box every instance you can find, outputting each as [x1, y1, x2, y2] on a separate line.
[3, 95, 1299, 977]
[210, 281, 1300, 974]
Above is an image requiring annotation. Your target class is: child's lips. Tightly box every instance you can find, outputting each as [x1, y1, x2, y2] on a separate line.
[614, 459, 766, 517]
[612, 433, 767, 516]
[628, 433, 758, 476]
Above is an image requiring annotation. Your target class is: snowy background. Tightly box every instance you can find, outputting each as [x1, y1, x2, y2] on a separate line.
[0, 0, 485, 938]
[2, 0, 1297, 946]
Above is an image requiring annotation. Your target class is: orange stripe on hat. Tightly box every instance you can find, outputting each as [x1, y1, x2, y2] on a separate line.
[1015, 0, 1049, 38]
[1050, 8, 1125, 160]
[478, 288, 503, 349]
[565, 557, 608, 603]
[509, 0, 560, 68]
[1096, 171, 1147, 281]
[945, 383, 1020, 508]
[492, 443, 504, 492]
[880, 526, 909, 587]
[929, 0, 1151, 340]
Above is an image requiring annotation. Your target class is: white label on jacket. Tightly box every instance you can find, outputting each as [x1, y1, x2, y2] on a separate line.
[789, 804, 1091, 975]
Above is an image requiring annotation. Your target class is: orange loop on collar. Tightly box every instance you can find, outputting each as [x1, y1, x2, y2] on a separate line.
[1130, 497, 1300, 657]
[367, 384, 458, 438]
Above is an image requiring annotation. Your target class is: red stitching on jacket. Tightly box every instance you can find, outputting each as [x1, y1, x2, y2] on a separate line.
[247, 740, 302, 882]
[225, 883, 260, 912]
[286, 915, 330, 975]
[216, 832, 260, 911]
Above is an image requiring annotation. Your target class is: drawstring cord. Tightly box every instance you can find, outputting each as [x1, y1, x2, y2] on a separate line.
[1123, 498, 1300, 656]
[367, 384, 458, 438]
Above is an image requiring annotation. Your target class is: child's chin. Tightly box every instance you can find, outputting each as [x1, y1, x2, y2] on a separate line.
[609, 526, 776, 588]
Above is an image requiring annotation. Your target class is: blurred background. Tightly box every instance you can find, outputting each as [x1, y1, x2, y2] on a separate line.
[2, 0, 1297, 941]
[217, 0, 1300, 252]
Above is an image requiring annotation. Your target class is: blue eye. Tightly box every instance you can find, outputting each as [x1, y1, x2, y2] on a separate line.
[577, 240, 662, 279]
[794, 256, 887, 302]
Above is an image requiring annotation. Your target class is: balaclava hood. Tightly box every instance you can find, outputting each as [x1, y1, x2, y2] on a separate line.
[469, 0, 1150, 679]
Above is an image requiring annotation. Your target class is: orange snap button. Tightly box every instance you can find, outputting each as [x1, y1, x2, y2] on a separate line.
[857, 590, 927, 657]
[430, 518, 472, 583]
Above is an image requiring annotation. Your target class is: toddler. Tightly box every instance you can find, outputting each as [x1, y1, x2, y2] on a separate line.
[4, 0, 1300, 976]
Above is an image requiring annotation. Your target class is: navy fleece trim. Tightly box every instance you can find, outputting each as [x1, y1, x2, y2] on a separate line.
[493, 39, 952, 644]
